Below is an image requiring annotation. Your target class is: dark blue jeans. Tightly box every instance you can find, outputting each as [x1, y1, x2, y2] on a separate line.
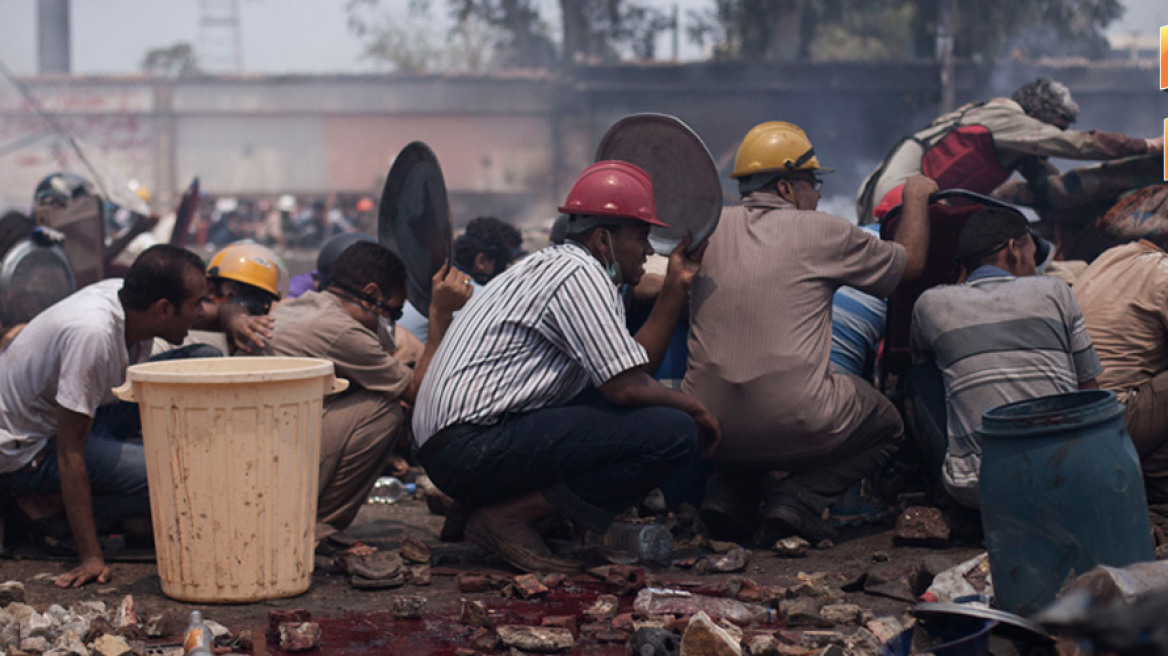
[1, 344, 222, 524]
[420, 391, 698, 533]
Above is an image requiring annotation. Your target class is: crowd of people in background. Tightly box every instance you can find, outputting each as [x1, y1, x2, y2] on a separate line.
[196, 193, 379, 251]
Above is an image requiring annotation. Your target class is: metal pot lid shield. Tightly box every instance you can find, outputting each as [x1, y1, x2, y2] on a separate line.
[170, 178, 199, 248]
[0, 237, 76, 327]
[378, 142, 452, 317]
[595, 113, 722, 255]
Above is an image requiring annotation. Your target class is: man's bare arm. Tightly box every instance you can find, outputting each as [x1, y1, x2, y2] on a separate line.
[54, 408, 111, 588]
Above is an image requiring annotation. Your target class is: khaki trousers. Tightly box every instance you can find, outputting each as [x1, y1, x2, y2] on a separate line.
[316, 389, 404, 542]
[1123, 372, 1168, 503]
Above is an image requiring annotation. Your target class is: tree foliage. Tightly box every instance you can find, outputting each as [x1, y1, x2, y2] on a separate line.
[346, 0, 676, 71]
[140, 42, 200, 77]
[688, 0, 1124, 63]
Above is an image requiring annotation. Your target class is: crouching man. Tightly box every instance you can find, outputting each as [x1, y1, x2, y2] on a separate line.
[264, 241, 471, 544]
[412, 161, 720, 573]
[0, 245, 209, 587]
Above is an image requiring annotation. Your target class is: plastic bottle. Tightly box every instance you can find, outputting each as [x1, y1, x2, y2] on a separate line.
[367, 476, 417, 504]
[183, 610, 214, 656]
[601, 522, 674, 564]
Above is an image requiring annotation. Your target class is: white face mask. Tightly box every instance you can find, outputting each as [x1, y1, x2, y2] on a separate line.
[600, 228, 623, 285]
[376, 315, 397, 353]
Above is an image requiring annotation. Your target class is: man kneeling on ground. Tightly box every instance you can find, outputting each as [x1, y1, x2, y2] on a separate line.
[412, 161, 720, 573]
[0, 245, 209, 587]
[265, 241, 471, 545]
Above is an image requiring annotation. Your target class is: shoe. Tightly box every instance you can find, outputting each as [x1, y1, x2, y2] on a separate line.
[439, 502, 470, 542]
[464, 510, 582, 574]
[699, 469, 762, 543]
[756, 499, 839, 546]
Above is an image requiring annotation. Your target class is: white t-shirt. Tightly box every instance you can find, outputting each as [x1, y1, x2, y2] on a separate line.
[0, 279, 151, 473]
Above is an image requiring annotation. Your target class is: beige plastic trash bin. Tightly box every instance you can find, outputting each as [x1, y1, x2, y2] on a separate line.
[113, 356, 348, 603]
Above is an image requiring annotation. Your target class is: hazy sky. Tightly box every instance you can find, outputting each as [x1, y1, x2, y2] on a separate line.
[0, 0, 1165, 75]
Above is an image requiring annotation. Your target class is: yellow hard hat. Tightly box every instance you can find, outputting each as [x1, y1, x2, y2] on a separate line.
[730, 121, 833, 179]
[206, 242, 284, 298]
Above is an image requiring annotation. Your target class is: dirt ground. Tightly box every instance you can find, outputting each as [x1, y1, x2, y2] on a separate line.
[0, 490, 985, 656]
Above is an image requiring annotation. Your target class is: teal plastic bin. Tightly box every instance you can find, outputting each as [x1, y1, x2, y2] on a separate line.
[978, 390, 1154, 616]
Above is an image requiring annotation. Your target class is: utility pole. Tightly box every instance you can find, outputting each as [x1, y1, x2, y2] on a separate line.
[936, 0, 956, 114]
[672, 4, 680, 62]
[37, 0, 70, 74]
[198, 0, 243, 73]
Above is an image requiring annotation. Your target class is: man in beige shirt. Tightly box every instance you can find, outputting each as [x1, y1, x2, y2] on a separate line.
[685, 121, 935, 545]
[267, 241, 470, 544]
[1074, 239, 1168, 502]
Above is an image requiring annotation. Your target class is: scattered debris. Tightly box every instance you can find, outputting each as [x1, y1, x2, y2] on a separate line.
[725, 577, 781, 606]
[266, 610, 311, 644]
[630, 626, 680, 656]
[843, 628, 882, 656]
[820, 603, 863, 626]
[497, 625, 575, 653]
[143, 611, 175, 639]
[783, 599, 831, 628]
[113, 596, 138, 636]
[634, 587, 775, 626]
[748, 633, 779, 656]
[800, 630, 845, 648]
[92, 634, 132, 656]
[405, 564, 431, 586]
[1058, 560, 1168, 604]
[893, 507, 950, 547]
[679, 611, 741, 656]
[587, 565, 646, 595]
[864, 616, 904, 645]
[773, 537, 810, 558]
[540, 615, 577, 636]
[583, 594, 620, 621]
[390, 595, 427, 619]
[399, 536, 432, 564]
[921, 552, 992, 603]
[469, 627, 500, 650]
[0, 581, 26, 605]
[460, 599, 494, 627]
[513, 574, 549, 599]
[277, 622, 322, 652]
[694, 545, 750, 574]
[539, 573, 568, 589]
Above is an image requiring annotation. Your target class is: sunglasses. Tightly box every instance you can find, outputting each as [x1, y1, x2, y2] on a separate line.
[334, 282, 404, 321]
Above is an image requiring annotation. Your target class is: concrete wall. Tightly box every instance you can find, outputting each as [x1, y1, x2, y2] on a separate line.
[1, 61, 1163, 226]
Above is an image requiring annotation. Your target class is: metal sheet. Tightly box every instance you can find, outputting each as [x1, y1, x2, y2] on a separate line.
[0, 236, 76, 326]
[595, 113, 721, 255]
[378, 142, 452, 317]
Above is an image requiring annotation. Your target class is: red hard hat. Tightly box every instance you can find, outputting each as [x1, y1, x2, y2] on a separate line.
[558, 160, 668, 227]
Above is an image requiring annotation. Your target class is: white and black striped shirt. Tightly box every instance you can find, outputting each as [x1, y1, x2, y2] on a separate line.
[412, 242, 649, 446]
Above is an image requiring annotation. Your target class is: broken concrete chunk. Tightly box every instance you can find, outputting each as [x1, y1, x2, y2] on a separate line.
[0, 582, 25, 606]
[405, 564, 431, 586]
[202, 619, 230, 643]
[113, 596, 137, 633]
[459, 599, 493, 627]
[277, 622, 322, 652]
[539, 573, 568, 589]
[801, 631, 845, 648]
[679, 612, 741, 656]
[893, 506, 950, 547]
[266, 610, 311, 643]
[783, 599, 831, 628]
[390, 595, 427, 619]
[469, 627, 499, 650]
[513, 574, 549, 599]
[143, 611, 175, 640]
[84, 617, 114, 645]
[24, 611, 55, 640]
[748, 633, 779, 656]
[773, 537, 810, 558]
[842, 628, 882, 656]
[56, 630, 90, 656]
[399, 536, 432, 564]
[819, 604, 863, 626]
[726, 577, 781, 606]
[863, 617, 903, 645]
[582, 594, 620, 621]
[92, 634, 132, 656]
[496, 626, 574, 653]
[126, 639, 146, 656]
[539, 616, 577, 636]
[20, 636, 50, 654]
[457, 573, 494, 593]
